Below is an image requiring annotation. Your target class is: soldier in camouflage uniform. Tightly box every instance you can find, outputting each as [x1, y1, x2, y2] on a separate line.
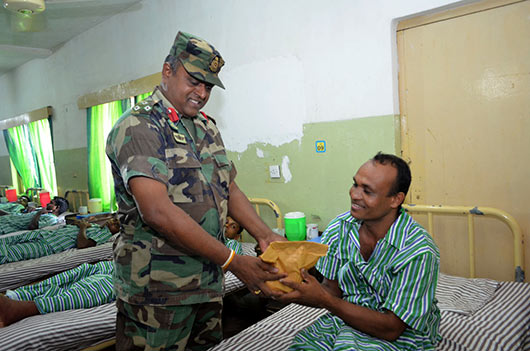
[106, 31, 286, 351]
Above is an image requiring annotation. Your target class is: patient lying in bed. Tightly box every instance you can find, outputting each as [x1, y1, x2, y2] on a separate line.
[0, 260, 115, 327]
[0, 218, 119, 265]
[0, 196, 69, 235]
[0, 195, 30, 215]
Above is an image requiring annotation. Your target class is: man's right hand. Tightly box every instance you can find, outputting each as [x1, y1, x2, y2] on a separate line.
[228, 255, 286, 298]
[75, 220, 90, 230]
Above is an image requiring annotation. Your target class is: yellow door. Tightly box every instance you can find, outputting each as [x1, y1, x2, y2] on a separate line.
[398, 0, 530, 281]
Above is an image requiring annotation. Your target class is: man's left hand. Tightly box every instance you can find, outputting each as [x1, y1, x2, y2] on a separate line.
[274, 269, 329, 307]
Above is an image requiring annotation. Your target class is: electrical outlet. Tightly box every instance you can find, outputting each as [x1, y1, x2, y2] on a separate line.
[269, 165, 281, 179]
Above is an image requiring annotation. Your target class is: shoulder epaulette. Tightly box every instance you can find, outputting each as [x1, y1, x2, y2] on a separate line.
[131, 97, 158, 115]
[199, 111, 217, 125]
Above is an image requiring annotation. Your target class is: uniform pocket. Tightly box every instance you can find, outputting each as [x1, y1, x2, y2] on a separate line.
[149, 236, 203, 292]
[212, 153, 231, 190]
[166, 153, 204, 203]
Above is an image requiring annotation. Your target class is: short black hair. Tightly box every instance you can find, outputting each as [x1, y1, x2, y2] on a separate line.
[372, 152, 411, 197]
[52, 196, 69, 214]
[18, 195, 30, 203]
[164, 54, 181, 74]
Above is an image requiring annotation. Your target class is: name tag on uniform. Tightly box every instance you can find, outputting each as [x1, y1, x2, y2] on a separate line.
[173, 132, 187, 144]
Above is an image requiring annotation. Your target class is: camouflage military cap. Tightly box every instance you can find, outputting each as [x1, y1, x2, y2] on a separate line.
[167, 31, 225, 89]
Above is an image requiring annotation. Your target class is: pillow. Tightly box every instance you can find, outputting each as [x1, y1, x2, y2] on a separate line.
[436, 273, 499, 315]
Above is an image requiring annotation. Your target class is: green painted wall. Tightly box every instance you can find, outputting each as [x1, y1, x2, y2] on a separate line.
[0, 149, 88, 198]
[3, 116, 396, 237]
[0, 156, 12, 187]
[228, 115, 396, 242]
[54, 147, 89, 196]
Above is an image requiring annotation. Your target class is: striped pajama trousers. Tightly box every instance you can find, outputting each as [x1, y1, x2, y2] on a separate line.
[6, 260, 115, 314]
[0, 240, 55, 264]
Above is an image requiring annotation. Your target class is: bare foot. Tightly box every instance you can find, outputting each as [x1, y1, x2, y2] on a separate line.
[0, 295, 18, 327]
[0, 294, 39, 327]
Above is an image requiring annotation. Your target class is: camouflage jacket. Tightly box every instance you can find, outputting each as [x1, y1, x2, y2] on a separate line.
[106, 87, 236, 306]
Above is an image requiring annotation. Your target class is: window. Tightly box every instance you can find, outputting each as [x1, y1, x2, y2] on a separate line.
[3, 118, 58, 197]
[86, 91, 152, 213]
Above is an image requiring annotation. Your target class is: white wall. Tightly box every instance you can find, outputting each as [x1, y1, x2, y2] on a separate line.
[0, 0, 468, 155]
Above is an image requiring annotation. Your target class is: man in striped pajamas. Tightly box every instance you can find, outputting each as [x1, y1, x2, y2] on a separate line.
[277, 152, 441, 351]
[0, 260, 115, 328]
[0, 196, 69, 235]
[0, 195, 29, 215]
[0, 218, 119, 264]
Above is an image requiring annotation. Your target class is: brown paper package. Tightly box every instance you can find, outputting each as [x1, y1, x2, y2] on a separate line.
[260, 241, 329, 292]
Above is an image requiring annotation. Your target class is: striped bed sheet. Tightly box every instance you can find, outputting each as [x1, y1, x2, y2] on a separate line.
[207, 278, 530, 351]
[0, 272, 250, 351]
[0, 302, 116, 350]
[0, 241, 114, 292]
[0, 242, 257, 350]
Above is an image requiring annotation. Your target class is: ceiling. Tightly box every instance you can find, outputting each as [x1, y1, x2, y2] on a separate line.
[0, 0, 143, 76]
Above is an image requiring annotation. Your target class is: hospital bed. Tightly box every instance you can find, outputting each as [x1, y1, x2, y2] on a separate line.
[64, 189, 90, 213]
[0, 212, 115, 291]
[0, 198, 277, 350]
[0, 242, 258, 350]
[206, 204, 529, 351]
[0, 185, 11, 197]
[0, 238, 115, 292]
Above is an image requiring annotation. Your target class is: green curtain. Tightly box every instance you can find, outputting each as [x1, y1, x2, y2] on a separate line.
[135, 91, 152, 103]
[3, 124, 41, 191]
[27, 119, 58, 196]
[87, 98, 131, 212]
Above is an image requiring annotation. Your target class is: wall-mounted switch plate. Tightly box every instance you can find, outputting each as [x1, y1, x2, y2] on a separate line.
[269, 165, 281, 179]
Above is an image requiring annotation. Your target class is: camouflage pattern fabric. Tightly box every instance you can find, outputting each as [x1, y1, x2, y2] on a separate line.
[116, 299, 223, 351]
[167, 31, 225, 89]
[106, 87, 237, 307]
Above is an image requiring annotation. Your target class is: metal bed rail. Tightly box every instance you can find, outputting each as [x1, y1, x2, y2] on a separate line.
[248, 197, 283, 229]
[0, 185, 12, 198]
[64, 189, 90, 212]
[403, 204, 525, 282]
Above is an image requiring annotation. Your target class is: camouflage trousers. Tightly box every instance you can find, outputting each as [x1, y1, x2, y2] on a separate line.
[116, 298, 223, 351]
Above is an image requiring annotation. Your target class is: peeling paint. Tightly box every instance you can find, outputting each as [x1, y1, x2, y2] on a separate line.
[256, 148, 264, 158]
[469, 206, 484, 215]
[281, 156, 292, 183]
[215, 56, 306, 153]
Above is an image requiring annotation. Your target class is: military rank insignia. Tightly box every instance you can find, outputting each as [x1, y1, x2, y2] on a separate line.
[173, 132, 187, 144]
[209, 55, 225, 73]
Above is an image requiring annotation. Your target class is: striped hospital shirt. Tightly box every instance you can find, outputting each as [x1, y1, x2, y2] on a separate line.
[289, 210, 441, 351]
[6, 260, 115, 314]
[0, 212, 58, 235]
[225, 239, 243, 255]
[0, 224, 113, 264]
[0, 203, 24, 214]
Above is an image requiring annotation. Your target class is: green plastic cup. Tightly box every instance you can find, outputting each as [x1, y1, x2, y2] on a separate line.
[284, 211, 306, 241]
